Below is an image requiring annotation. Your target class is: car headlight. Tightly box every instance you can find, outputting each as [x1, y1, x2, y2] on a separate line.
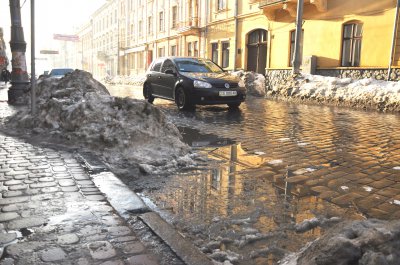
[238, 79, 245, 88]
[193, 80, 212, 89]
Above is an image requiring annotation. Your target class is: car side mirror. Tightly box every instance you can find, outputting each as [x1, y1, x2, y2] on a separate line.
[165, 69, 176, 76]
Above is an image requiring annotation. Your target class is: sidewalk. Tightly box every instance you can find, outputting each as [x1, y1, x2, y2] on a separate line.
[0, 84, 161, 264]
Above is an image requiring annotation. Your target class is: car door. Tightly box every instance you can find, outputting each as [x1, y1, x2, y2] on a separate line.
[147, 59, 163, 96]
[159, 59, 178, 99]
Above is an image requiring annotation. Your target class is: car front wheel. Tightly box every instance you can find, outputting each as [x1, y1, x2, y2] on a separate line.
[143, 83, 155, 103]
[175, 87, 194, 111]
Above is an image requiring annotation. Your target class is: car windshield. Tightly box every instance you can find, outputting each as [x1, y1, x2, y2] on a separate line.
[174, 58, 223, 73]
[50, 68, 74, 76]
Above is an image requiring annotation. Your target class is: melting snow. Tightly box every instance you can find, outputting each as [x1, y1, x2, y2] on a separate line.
[340, 186, 349, 191]
[5, 70, 192, 176]
[269, 74, 400, 112]
[393, 166, 400, 170]
[268, 159, 283, 165]
[363, 186, 373, 192]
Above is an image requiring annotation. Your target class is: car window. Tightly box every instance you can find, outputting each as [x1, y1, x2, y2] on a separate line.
[174, 58, 223, 73]
[161, 59, 175, 73]
[151, 60, 162, 72]
[49, 68, 74, 76]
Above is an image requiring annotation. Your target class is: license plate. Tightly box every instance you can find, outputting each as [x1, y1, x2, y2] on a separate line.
[219, 91, 237, 97]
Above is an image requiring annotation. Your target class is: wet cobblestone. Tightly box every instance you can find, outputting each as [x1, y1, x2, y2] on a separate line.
[120, 95, 400, 264]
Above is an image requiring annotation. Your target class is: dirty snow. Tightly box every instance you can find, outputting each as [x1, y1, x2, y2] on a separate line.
[4, 70, 193, 176]
[283, 219, 400, 265]
[268, 74, 400, 112]
[232, 71, 266, 97]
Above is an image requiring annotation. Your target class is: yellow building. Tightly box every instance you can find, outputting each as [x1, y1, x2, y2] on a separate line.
[206, 0, 399, 81]
[77, 0, 400, 81]
[256, 0, 399, 82]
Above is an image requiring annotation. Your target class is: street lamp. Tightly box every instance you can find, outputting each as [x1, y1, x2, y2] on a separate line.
[8, 0, 30, 104]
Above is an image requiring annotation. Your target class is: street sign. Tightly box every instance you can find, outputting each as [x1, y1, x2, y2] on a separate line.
[40, 50, 59, 54]
[53, 34, 80, 42]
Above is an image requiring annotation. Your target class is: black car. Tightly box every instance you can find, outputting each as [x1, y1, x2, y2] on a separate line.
[143, 57, 246, 110]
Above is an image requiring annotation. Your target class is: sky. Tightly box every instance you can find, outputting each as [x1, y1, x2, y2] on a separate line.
[0, 0, 106, 70]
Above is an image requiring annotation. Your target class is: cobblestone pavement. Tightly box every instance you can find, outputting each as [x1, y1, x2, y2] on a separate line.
[114, 93, 400, 265]
[0, 85, 180, 265]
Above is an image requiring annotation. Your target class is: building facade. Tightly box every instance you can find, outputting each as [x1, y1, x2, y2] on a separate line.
[73, 0, 400, 82]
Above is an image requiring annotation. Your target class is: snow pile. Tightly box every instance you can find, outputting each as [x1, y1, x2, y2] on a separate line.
[231, 70, 266, 97]
[103, 74, 146, 86]
[269, 74, 400, 111]
[5, 70, 192, 175]
[281, 219, 400, 265]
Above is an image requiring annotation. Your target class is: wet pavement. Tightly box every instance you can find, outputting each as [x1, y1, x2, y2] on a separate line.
[108, 85, 400, 264]
[0, 83, 187, 265]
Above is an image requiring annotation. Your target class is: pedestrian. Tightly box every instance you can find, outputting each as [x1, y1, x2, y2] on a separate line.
[1, 68, 10, 85]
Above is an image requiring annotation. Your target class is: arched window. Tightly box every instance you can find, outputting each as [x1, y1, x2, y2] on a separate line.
[341, 21, 363, 67]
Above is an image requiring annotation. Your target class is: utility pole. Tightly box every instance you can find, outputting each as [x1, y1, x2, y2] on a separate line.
[8, 0, 30, 104]
[292, 0, 304, 75]
[30, 0, 36, 115]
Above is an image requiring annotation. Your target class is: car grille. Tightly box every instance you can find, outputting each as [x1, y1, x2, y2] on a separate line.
[214, 83, 238, 89]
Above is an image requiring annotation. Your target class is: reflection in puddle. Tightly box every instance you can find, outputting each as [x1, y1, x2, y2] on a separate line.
[141, 140, 365, 264]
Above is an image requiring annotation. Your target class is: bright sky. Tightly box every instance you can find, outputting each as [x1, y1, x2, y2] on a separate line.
[0, 0, 106, 69]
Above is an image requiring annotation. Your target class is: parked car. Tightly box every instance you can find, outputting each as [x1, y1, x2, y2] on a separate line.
[48, 68, 74, 79]
[143, 57, 246, 110]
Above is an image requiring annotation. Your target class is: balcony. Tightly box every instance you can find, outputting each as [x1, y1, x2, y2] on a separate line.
[259, 0, 327, 21]
[176, 17, 200, 36]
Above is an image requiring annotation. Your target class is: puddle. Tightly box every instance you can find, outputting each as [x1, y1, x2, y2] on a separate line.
[139, 142, 365, 264]
[178, 127, 235, 148]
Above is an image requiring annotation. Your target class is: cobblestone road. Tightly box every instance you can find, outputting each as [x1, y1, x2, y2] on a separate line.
[109, 86, 400, 264]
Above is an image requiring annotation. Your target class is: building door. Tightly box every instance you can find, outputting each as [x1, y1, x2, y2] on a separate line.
[247, 29, 268, 74]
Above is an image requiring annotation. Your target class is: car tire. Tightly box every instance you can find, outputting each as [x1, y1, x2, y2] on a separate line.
[175, 87, 194, 111]
[227, 102, 241, 109]
[143, 83, 155, 103]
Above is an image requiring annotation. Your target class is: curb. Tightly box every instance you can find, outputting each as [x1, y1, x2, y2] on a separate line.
[78, 153, 214, 265]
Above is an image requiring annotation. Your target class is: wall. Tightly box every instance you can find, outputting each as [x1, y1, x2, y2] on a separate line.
[267, 0, 396, 69]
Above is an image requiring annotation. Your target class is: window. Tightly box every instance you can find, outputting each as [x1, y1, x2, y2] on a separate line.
[158, 47, 165, 57]
[341, 22, 363, 67]
[289, 30, 303, 67]
[194, 41, 198, 57]
[161, 59, 175, 73]
[222, 41, 229, 68]
[188, 42, 192, 57]
[171, 45, 177, 56]
[211, 43, 218, 64]
[217, 0, 226, 11]
[172, 6, 178, 29]
[139, 20, 143, 37]
[159, 11, 165, 32]
[148, 16, 153, 35]
[151, 59, 162, 72]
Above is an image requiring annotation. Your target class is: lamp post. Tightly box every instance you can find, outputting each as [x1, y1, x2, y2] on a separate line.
[8, 0, 30, 104]
[30, 0, 36, 115]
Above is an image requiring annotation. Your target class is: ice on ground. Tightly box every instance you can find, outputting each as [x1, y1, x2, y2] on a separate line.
[363, 186, 373, 192]
[268, 159, 283, 165]
[5, 70, 192, 176]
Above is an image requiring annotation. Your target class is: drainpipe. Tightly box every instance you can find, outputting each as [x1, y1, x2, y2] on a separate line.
[292, 0, 304, 75]
[388, 0, 400, 81]
[233, 0, 239, 71]
[202, 0, 209, 58]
